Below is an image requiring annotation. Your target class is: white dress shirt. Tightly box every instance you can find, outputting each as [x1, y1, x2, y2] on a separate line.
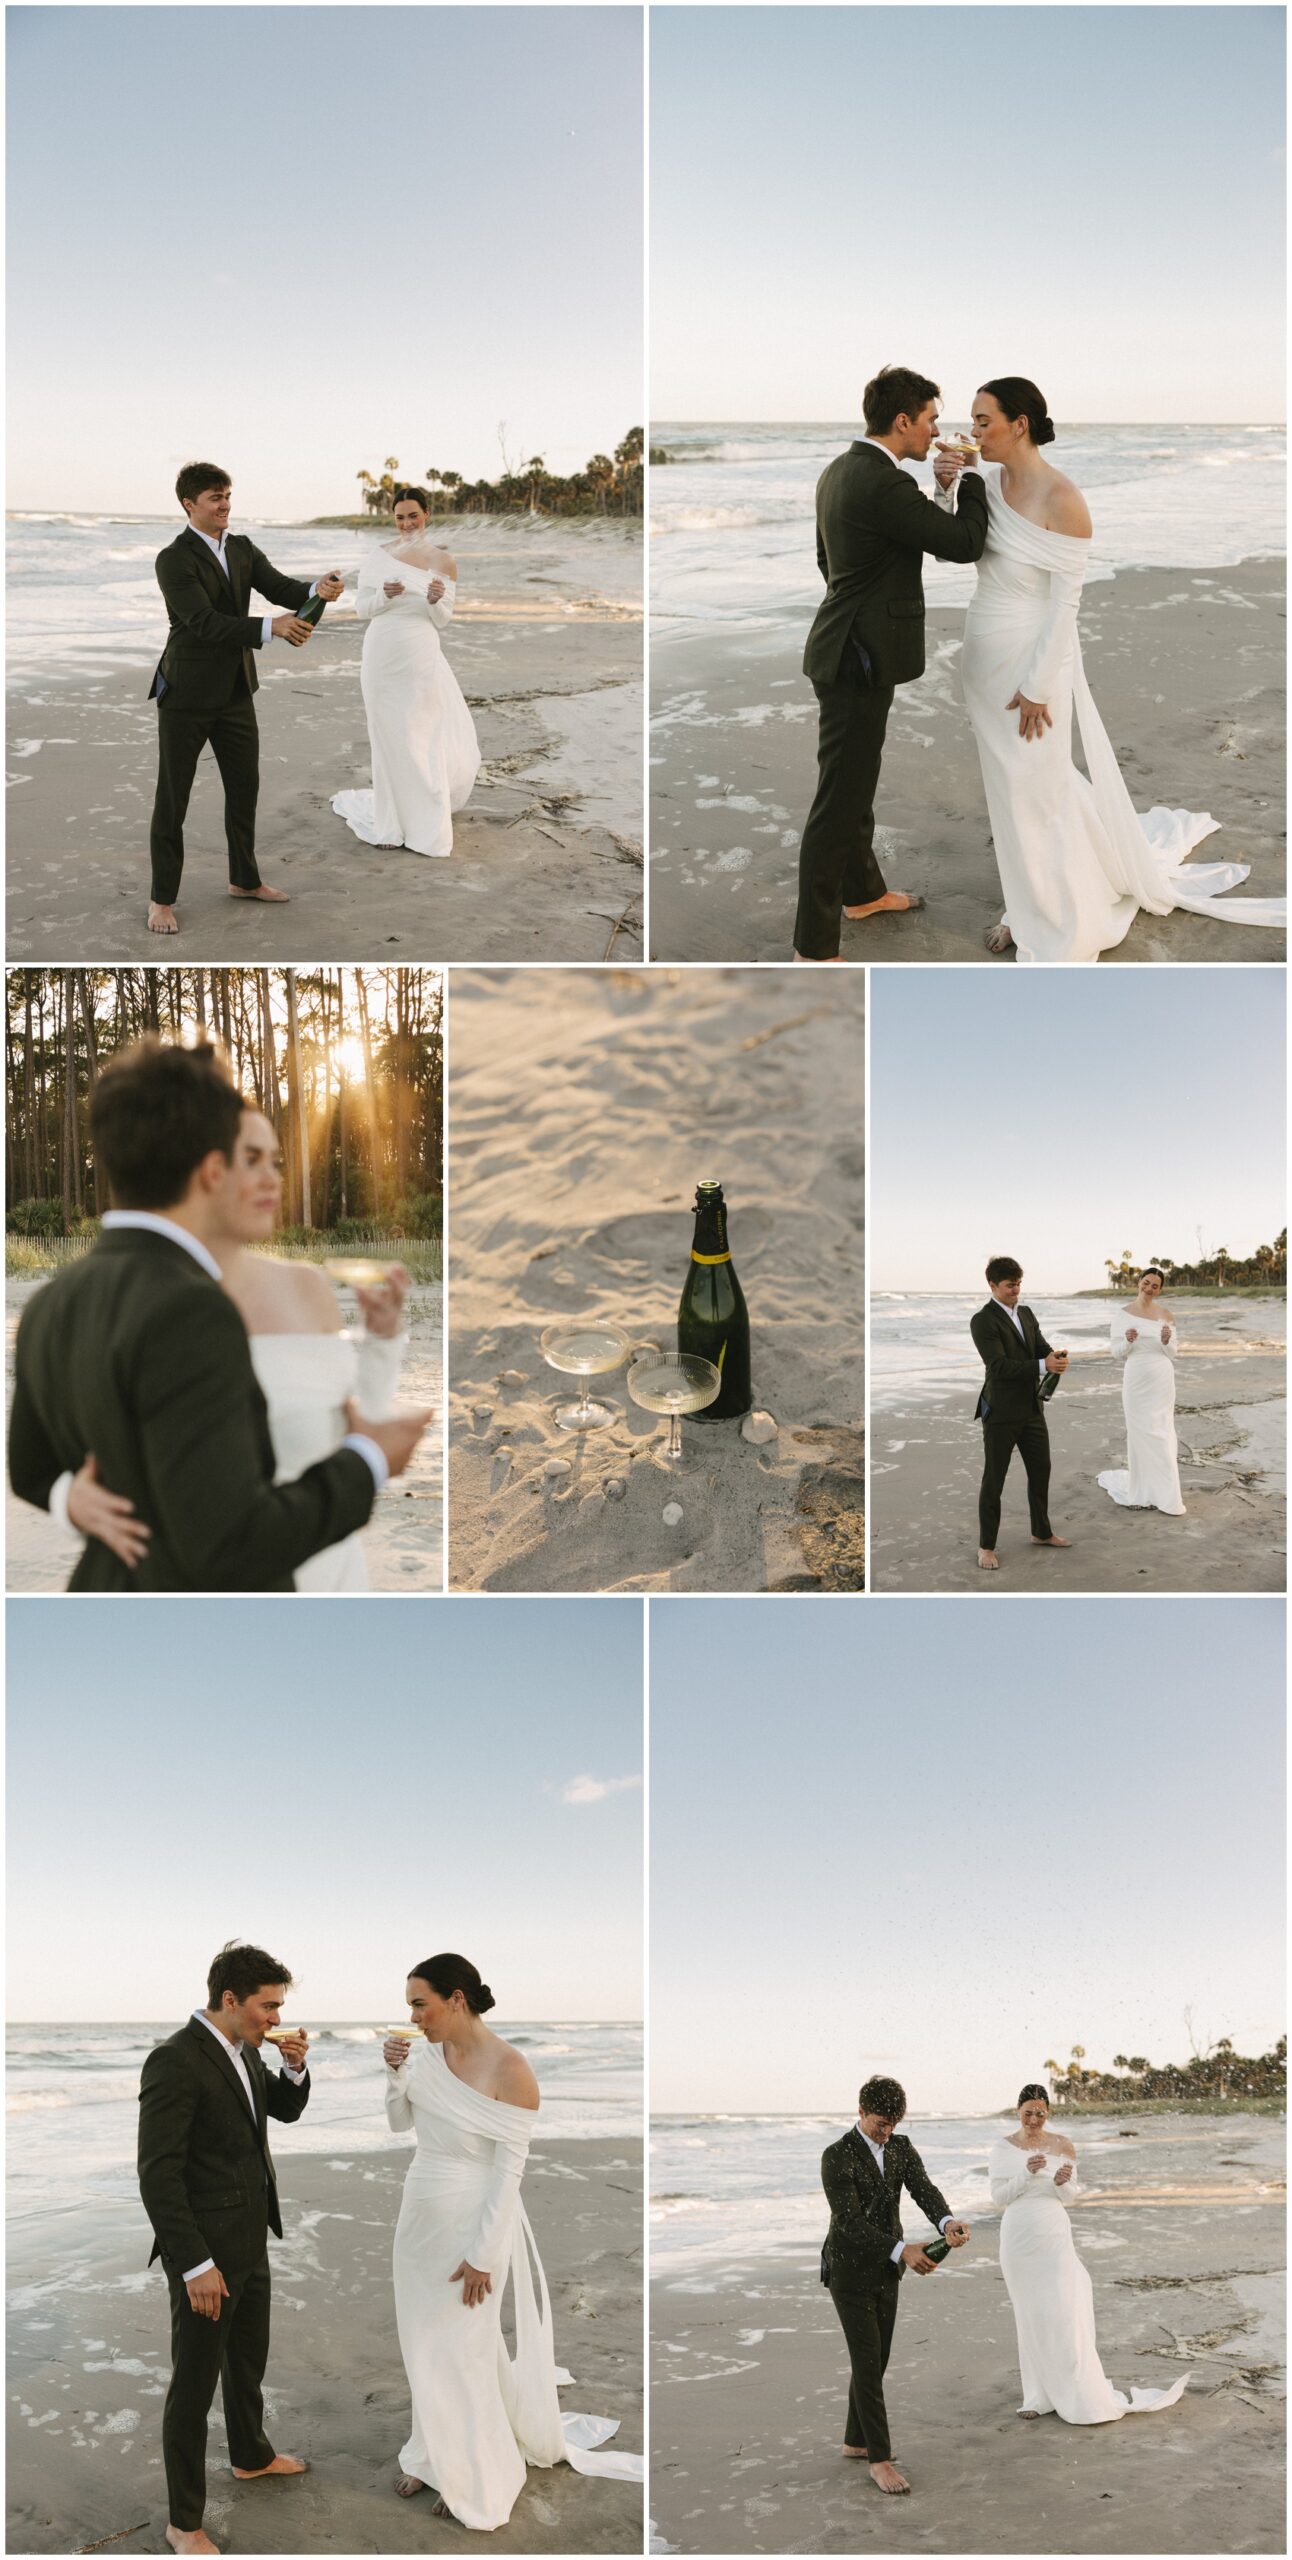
[856, 2123, 953, 2266]
[183, 2012, 307, 2281]
[993, 1292, 1048, 1382]
[186, 522, 317, 649]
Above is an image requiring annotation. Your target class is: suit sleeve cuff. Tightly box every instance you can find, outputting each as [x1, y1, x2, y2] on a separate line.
[182, 2257, 215, 2282]
[343, 1432, 389, 1490]
[890, 2238, 905, 2264]
[279, 2063, 308, 2084]
[49, 1469, 75, 1533]
[260, 615, 273, 648]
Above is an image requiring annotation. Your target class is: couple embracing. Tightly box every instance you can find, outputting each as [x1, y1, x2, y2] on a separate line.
[139, 1942, 641, 2554]
[794, 364, 1286, 963]
[820, 2074, 1186, 2500]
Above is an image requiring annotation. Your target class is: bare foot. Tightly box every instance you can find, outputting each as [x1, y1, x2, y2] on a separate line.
[148, 902, 179, 935]
[983, 921, 1014, 954]
[868, 2460, 910, 2495]
[843, 891, 924, 920]
[229, 884, 290, 903]
[842, 2443, 869, 2458]
[792, 949, 844, 962]
[1018, 2408, 1041, 2420]
[166, 2531, 219, 2556]
[978, 1548, 1000, 1571]
[1031, 1535, 1072, 1549]
[396, 2474, 427, 2499]
[232, 2454, 307, 2479]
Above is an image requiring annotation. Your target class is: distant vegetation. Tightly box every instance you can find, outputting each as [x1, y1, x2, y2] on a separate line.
[1085, 1233, 1286, 1294]
[349, 430, 643, 521]
[1040, 2034, 1286, 2112]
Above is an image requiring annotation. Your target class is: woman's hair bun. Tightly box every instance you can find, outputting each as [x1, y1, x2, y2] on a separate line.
[476, 1982, 496, 2014]
[1035, 415, 1056, 448]
[978, 377, 1054, 449]
[410, 1953, 495, 2015]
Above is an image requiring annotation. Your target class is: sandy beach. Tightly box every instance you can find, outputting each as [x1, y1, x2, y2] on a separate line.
[447, 970, 864, 1593]
[870, 1294, 1286, 1594]
[649, 559, 1286, 964]
[4, 1276, 444, 1593]
[650, 2113, 1285, 2556]
[7, 2138, 643, 2557]
[6, 518, 642, 964]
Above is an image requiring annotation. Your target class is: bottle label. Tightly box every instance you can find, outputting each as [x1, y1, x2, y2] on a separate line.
[690, 1249, 732, 1266]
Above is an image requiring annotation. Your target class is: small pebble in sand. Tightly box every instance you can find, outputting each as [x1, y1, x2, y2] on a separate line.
[544, 1457, 573, 1480]
[662, 1501, 684, 1527]
[491, 1448, 514, 1492]
[604, 1478, 627, 1501]
[742, 1410, 777, 1445]
[498, 1369, 527, 1386]
[471, 1403, 493, 1426]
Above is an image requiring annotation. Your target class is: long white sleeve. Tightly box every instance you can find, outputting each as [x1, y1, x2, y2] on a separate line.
[354, 1328, 406, 1419]
[385, 2063, 415, 2132]
[1112, 1320, 1131, 1362]
[1019, 559, 1086, 702]
[988, 2153, 1034, 2209]
[426, 577, 456, 631]
[468, 2127, 529, 2270]
[1162, 1324, 1179, 1360]
[356, 554, 398, 621]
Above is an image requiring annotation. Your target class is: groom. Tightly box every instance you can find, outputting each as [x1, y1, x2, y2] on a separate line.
[794, 367, 989, 962]
[148, 463, 345, 937]
[820, 2076, 970, 2497]
[138, 1942, 311, 2556]
[8, 1037, 430, 1588]
[970, 1256, 1071, 1570]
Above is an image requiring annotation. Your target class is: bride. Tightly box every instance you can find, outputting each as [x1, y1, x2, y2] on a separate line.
[333, 483, 481, 858]
[59, 1106, 410, 1592]
[1097, 1266, 1185, 1516]
[382, 1954, 643, 2531]
[989, 2084, 1189, 2424]
[939, 379, 1286, 962]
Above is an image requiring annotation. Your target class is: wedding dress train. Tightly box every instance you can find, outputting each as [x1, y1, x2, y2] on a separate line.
[332, 547, 481, 857]
[958, 474, 1286, 962]
[1097, 1313, 1185, 1515]
[249, 1326, 403, 1591]
[385, 2041, 643, 2531]
[988, 2141, 1189, 2423]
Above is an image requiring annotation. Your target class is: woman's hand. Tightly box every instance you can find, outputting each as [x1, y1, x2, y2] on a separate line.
[383, 2036, 413, 2068]
[356, 1265, 410, 1337]
[1007, 691, 1053, 742]
[1160, 1323, 1172, 1345]
[1027, 2151, 1048, 2174]
[383, 580, 405, 599]
[1124, 1326, 1138, 1343]
[1054, 2161, 1074, 2186]
[427, 578, 446, 605]
[66, 1457, 150, 1568]
[450, 2259, 492, 2308]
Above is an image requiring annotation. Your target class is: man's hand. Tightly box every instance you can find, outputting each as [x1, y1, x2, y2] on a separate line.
[902, 2243, 938, 2274]
[383, 581, 406, 600]
[274, 2030, 309, 2072]
[944, 2220, 971, 2248]
[450, 2259, 491, 2308]
[1054, 2162, 1074, 2187]
[272, 613, 313, 647]
[345, 1401, 434, 1479]
[355, 1265, 410, 1338]
[316, 573, 345, 602]
[187, 2267, 229, 2321]
[1045, 1351, 1069, 1375]
[1027, 2151, 1049, 2175]
[1007, 690, 1052, 742]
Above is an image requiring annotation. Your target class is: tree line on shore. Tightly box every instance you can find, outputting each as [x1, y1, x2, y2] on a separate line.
[1041, 2034, 1286, 2108]
[1101, 1233, 1286, 1291]
[354, 429, 643, 519]
[5, 968, 442, 1242]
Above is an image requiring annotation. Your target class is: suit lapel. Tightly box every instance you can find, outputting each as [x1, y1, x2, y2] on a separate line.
[183, 526, 236, 607]
[186, 2016, 261, 2135]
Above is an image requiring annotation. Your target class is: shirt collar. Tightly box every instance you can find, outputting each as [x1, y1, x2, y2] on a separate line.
[187, 523, 229, 559]
[194, 2008, 244, 2059]
[102, 1210, 224, 1285]
[862, 438, 901, 465]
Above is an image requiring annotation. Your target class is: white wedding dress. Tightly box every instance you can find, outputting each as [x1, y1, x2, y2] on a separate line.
[385, 2042, 643, 2532]
[989, 2140, 1189, 2423]
[248, 1327, 403, 1591]
[332, 546, 481, 857]
[956, 472, 1286, 962]
[1097, 1313, 1185, 1515]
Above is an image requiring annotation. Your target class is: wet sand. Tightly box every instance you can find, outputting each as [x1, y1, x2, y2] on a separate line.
[650, 2114, 1285, 2555]
[447, 970, 864, 1593]
[870, 1295, 1285, 1593]
[7, 2140, 643, 2556]
[7, 520, 642, 964]
[649, 558, 1286, 964]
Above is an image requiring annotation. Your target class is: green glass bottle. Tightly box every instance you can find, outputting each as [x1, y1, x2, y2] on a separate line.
[677, 1180, 751, 1422]
[923, 2236, 951, 2265]
[298, 589, 328, 629]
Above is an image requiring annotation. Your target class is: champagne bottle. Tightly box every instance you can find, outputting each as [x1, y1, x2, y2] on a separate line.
[297, 589, 328, 629]
[677, 1180, 751, 1422]
[922, 2236, 952, 2265]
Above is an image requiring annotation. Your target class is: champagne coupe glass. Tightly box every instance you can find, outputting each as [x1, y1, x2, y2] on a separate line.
[627, 1351, 722, 1466]
[324, 1252, 390, 1316]
[540, 1319, 635, 1433]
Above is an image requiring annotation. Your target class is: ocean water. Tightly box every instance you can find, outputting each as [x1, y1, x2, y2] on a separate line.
[649, 422, 1286, 636]
[870, 1292, 1286, 1415]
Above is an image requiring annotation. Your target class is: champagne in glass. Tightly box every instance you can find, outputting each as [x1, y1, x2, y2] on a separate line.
[540, 1320, 633, 1433]
[324, 1256, 390, 1291]
[627, 1350, 721, 1466]
[677, 1182, 751, 1422]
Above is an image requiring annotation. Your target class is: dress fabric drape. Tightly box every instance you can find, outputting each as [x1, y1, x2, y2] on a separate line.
[248, 1328, 403, 1590]
[988, 2141, 1189, 2423]
[386, 2043, 643, 2531]
[1097, 1314, 1185, 1515]
[333, 549, 481, 857]
[958, 475, 1285, 961]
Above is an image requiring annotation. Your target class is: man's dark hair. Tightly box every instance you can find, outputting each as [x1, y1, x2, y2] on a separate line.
[862, 366, 940, 437]
[176, 461, 231, 512]
[985, 1255, 1024, 1285]
[392, 483, 432, 514]
[1017, 2082, 1050, 2108]
[91, 1037, 243, 1210]
[207, 1940, 293, 2009]
[858, 2074, 907, 2121]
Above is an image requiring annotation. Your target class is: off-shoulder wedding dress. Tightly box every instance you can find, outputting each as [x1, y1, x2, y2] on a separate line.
[1097, 1313, 1185, 1516]
[988, 2139, 1189, 2423]
[333, 545, 481, 857]
[385, 2041, 643, 2531]
[957, 473, 1286, 961]
[249, 1326, 403, 1591]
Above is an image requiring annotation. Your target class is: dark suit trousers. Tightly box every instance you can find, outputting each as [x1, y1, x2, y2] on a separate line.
[151, 680, 261, 902]
[793, 674, 894, 959]
[828, 2271, 900, 2463]
[163, 2256, 274, 2526]
[979, 1411, 1052, 1547]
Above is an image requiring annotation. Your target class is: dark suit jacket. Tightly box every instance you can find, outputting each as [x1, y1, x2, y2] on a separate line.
[138, 2019, 310, 2278]
[803, 444, 988, 690]
[970, 1298, 1054, 1423]
[149, 528, 311, 713]
[8, 1225, 375, 1591]
[821, 2126, 953, 2288]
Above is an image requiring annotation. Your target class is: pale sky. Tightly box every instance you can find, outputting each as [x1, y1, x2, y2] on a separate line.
[651, 7, 1286, 422]
[6, 1599, 644, 2021]
[7, 7, 643, 515]
[650, 1597, 1286, 2116]
[870, 968, 1286, 1292]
